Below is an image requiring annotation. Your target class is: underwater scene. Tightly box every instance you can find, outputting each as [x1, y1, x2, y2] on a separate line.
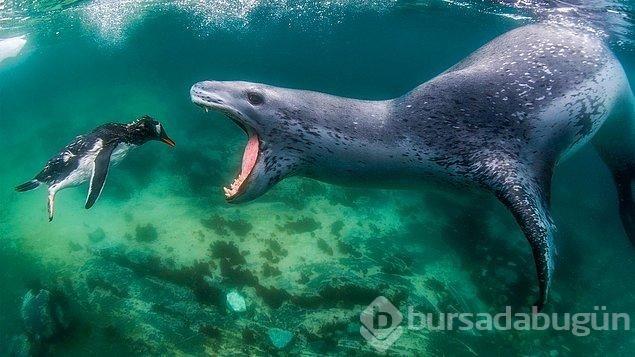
[1, 0, 635, 355]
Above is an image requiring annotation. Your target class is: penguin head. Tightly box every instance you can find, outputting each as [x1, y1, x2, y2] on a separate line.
[129, 115, 176, 147]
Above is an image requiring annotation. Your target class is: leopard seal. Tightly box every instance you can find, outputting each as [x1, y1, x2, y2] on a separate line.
[190, 22, 635, 310]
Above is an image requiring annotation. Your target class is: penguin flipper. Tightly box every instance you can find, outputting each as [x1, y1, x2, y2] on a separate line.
[85, 144, 116, 209]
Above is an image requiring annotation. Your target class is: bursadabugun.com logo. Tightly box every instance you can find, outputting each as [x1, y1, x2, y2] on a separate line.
[360, 296, 404, 352]
[360, 297, 631, 352]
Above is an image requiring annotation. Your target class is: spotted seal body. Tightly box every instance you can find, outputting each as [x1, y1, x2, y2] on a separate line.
[191, 23, 635, 309]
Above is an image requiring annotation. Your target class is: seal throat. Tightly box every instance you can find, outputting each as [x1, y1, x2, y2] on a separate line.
[225, 132, 259, 199]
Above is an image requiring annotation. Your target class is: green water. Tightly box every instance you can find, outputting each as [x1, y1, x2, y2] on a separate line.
[1, 1, 634, 355]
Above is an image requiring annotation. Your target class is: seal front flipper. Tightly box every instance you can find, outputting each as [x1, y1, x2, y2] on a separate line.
[485, 163, 556, 311]
[85, 144, 116, 209]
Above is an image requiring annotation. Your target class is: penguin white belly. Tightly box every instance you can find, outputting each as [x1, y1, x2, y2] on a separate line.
[52, 140, 104, 191]
[50, 141, 134, 195]
[110, 143, 136, 166]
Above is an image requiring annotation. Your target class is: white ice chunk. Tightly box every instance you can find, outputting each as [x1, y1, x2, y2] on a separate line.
[0, 35, 27, 64]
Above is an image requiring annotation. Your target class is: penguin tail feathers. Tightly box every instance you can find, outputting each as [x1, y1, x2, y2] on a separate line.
[16, 180, 40, 192]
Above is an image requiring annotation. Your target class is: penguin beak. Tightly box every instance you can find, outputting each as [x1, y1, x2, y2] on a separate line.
[160, 133, 176, 147]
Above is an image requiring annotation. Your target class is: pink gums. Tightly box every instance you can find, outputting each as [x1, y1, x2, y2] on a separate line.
[241, 134, 259, 177]
[224, 134, 259, 198]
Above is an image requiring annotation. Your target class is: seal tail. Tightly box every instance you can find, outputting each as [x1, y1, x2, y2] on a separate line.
[594, 93, 635, 246]
[613, 171, 635, 246]
[16, 179, 40, 192]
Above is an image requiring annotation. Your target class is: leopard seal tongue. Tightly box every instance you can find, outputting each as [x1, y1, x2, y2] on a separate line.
[191, 22, 635, 311]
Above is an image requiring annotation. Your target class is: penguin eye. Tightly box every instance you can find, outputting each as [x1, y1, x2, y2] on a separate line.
[247, 91, 264, 106]
[154, 124, 161, 135]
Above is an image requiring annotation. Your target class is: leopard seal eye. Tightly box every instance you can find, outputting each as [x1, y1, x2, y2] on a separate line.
[247, 91, 264, 105]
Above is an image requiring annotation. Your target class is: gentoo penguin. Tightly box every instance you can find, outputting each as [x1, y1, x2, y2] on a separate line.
[15, 115, 176, 221]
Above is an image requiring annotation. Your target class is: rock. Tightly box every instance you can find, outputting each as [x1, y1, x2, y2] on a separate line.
[279, 217, 321, 234]
[494, 267, 519, 286]
[7, 334, 31, 357]
[201, 214, 253, 236]
[63, 240, 434, 354]
[20, 289, 69, 342]
[88, 227, 106, 243]
[267, 328, 294, 350]
[135, 223, 158, 243]
[226, 290, 247, 312]
[380, 254, 412, 275]
[21, 289, 55, 341]
[74, 257, 227, 355]
[285, 259, 412, 309]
